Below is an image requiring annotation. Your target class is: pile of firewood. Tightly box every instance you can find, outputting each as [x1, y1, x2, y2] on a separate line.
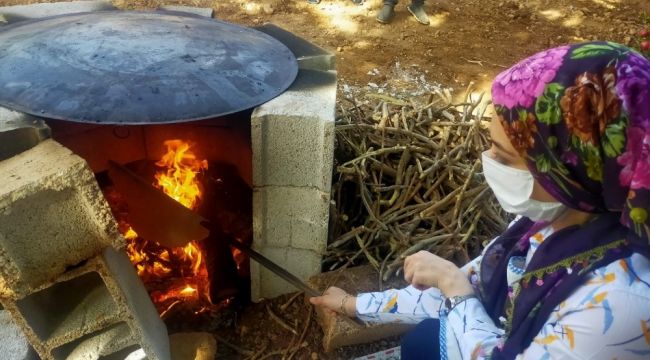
[325, 88, 510, 282]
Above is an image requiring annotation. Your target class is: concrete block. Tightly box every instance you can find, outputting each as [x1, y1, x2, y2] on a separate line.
[251, 246, 321, 301]
[0, 140, 123, 299]
[158, 5, 214, 18]
[251, 185, 328, 299]
[0, 106, 50, 161]
[169, 332, 217, 360]
[251, 69, 336, 191]
[102, 247, 170, 360]
[0, 310, 39, 360]
[0, 248, 170, 360]
[307, 265, 413, 352]
[0, 0, 116, 24]
[51, 322, 137, 360]
[253, 186, 329, 252]
[254, 24, 336, 72]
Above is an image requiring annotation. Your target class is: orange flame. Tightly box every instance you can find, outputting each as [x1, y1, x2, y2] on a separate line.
[155, 140, 208, 209]
[122, 140, 212, 316]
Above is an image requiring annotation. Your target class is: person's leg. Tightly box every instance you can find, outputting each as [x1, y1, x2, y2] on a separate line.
[407, 0, 430, 25]
[376, 0, 397, 24]
[401, 318, 441, 360]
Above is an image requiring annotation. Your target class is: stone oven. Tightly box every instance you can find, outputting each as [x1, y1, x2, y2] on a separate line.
[0, 3, 336, 359]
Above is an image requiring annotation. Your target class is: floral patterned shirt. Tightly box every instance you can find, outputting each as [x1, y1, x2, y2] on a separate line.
[356, 225, 650, 359]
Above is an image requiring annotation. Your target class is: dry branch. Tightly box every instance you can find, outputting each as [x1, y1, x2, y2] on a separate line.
[326, 89, 510, 280]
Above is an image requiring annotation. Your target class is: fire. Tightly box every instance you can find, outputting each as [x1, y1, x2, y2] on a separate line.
[180, 285, 197, 296]
[121, 139, 212, 317]
[155, 140, 208, 209]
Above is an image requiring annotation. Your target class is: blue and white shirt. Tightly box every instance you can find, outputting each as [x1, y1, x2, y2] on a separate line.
[355, 225, 650, 359]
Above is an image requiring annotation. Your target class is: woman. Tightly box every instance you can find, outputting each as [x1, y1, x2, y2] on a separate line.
[310, 42, 650, 359]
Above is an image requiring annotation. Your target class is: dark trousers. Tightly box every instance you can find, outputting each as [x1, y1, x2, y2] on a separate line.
[401, 318, 441, 360]
[384, 0, 424, 6]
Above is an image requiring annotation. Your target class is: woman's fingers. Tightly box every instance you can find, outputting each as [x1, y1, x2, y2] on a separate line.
[309, 286, 350, 313]
[404, 261, 413, 283]
[403, 254, 416, 281]
[309, 296, 322, 305]
[405, 251, 441, 289]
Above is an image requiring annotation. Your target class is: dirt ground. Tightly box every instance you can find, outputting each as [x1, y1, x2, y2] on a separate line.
[3, 0, 650, 97]
[2, 0, 649, 358]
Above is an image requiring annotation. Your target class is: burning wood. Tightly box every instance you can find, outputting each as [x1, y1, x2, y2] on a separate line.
[104, 140, 216, 318]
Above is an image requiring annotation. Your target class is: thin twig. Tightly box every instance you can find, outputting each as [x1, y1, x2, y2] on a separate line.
[280, 291, 305, 312]
[266, 304, 298, 336]
[214, 334, 253, 357]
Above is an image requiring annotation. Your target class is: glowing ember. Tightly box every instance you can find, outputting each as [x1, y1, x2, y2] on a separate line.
[180, 285, 197, 296]
[121, 140, 212, 317]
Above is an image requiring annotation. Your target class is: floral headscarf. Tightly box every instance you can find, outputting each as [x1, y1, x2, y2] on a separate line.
[480, 42, 650, 358]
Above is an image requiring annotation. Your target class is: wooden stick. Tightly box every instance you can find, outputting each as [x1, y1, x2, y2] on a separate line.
[266, 304, 298, 336]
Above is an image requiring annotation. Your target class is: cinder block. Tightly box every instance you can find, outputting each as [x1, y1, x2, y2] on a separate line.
[158, 5, 214, 18]
[0, 247, 170, 360]
[254, 24, 336, 72]
[251, 69, 336, 192]
[307, 265, 413, 352]
[0, 0, 116, 24]
[250, 246, 321, 301]
[251, 185, 328, 299]
[0, 310, 38, 360]
[253, 186, 329, 252]
[251, 68, 336, 300]
[0, 140, 123, 299]
[0, 106, 51, 161]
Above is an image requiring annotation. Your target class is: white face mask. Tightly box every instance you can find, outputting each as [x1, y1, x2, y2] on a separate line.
[481, 151, 566, 222]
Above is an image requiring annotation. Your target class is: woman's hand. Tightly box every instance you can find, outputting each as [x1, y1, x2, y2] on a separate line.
[404, 251, 474, 297]
[309, 286, 357, 317]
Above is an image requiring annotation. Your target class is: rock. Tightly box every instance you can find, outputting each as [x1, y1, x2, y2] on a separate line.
[262, 4, 274, 15]
[169, 332, 217, 360]
[244, 3, 262, 15]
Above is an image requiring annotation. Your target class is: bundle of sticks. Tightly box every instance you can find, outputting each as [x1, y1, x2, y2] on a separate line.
[325, 88, 511, 282]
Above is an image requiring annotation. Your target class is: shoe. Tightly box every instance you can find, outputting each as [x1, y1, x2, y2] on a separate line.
[407, 3, 430, 25]
[376, 4, 395, 24]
